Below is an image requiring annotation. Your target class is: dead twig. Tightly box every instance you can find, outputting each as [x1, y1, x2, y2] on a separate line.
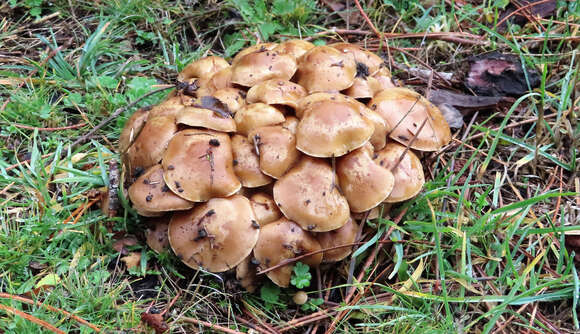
[0, 303, 66, 334]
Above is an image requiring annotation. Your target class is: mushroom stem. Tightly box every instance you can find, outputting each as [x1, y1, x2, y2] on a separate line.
[390, 117, 428, 172]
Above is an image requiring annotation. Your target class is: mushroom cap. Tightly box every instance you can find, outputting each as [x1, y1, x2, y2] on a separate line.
[147, 95, 185, 120]
[210, 88, 247, 114]
[296, 92, 352, 118]
[119, 106, 150, 153]
[234, 103, 286, 136]
[200, 67, 234, 96]
[231, 134, 273, 188]
[246, 79, 307, 109]
[273, 157, 350, 232]
[342, 76, 383, 99]
[253, 218, 323, 287]
[374, 142, 425, 202]
[236, 255, 260, 293]
[179, 55, 230, 81]
[162, 129, 241, 202]
[352, 206, 381, 220]
[336, 143, 395, 212]
[330, 43, 384, 74]
[296, 46, 356, 93]
[274, 39, 315, 59]
[176, 102, 236, 132]
[145, 215, 171, 253]
[168, 195, 259, 272]
[296, 100, 374, 158]
[129, 164, 194, 214]
[369, 88, 451, 151]
[126, 116, 177, 177]
[248, 125, 301, 179]
[231, 50, 297, 87]
[357, 104, 388, 151]
[282, 116, 299, 134]
[232, 43, 278, 65]
[316, 217, 359, 262]
[250, 192, 282, 226]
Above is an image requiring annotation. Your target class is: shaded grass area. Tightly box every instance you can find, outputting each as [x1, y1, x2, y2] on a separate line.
[0, 0, 579, 333]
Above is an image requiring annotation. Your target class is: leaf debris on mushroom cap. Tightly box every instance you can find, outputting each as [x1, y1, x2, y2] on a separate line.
[168, 195, 259, 272]
[316, 217, 359, 263]
[234, 103, 286, 136]
[246, 79, 307, 109]
[128, 164, 194, 215]
[126, 116, 177, 178]
[162, 129, 241, 202]
[231, 134, 273, 188]
[369, 87, 451, 151]
[336, 143, 395, 212]
[209, 88, 247, 114]
[248, 125, 301, 179]
[253, 218, 322, 287]
[231, 50, 298, 87]
[296, 99, 374, 158]
[295, 46, 357, 93]
[374, 142, 425, 202]
[178, 55, 230, 81]
[273, 157, 350, 232]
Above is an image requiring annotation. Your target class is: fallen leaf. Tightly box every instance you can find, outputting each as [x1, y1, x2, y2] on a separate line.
[141, 310, 169, 334]
[113, 235, 138, 255]
[35, 273, 60, 289]
[121, 252, 142, 270]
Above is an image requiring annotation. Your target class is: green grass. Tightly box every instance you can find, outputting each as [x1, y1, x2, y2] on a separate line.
[1, 0, 579, 333]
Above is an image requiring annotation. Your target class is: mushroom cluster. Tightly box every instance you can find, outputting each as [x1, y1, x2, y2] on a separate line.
[120, 40, 451, 290]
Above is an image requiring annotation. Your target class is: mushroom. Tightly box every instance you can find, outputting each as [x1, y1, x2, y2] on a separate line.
[162, 129, 241, 202]
[369, 88, 451, 151]
[168, 195, 259, 272]
[373, 66, 396, 90]
[342, 76, 383, 99]
[126, 116, 177, 177]
[282, 116, 299, 134]
[197, 67, 234, 97]
[236, 255, 260, 293]
[250, 192, 282, 226]
[273, 157, 350, 232]
[179, 55, 230, 81]
[374, 142, 425, 202]
[145, 215, 171, 254]
[128, 164, 194, 215]
[176, 99, 236, 132]
[231, 43, 278, 65]
[119, 106, 150, 153]
[296, 100, 374, 158]
[210, 88, 247, 114]
[336, 143, 395, 212]
[330, 43, 384, 74]
[146, 95, 185, 120]
[231, 134, 273, 188]
[295, 46, 356, 93]
[231, 49, 297, 87]
[234, 103, 286, 136]
[246, 79, 307, 109]
[274, 39, 315, 59]
[253, 218, 323, 287]
[247, 125, 301, 179]
[316, 217, 359, 262]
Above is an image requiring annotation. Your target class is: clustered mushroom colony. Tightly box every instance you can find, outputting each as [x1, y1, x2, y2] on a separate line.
[120, 40, 451, 291]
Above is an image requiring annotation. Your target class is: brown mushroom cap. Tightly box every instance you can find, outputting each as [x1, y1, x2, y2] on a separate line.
[210, 88, 247, 114]
[374, 142, 425, 202]
[119, 106, 150, 153]
[336, 144, 395, 212]
[236, 255, 260, 293]
[129, 164, 194, 215]
[234, 103, 286, 136]
[253, 218, 323, 287]
[231, 50, 297, 87]
[246, 79, 307, 109]
[145, 215, 171, 253]
[274, 39, 315, 59]
[248, 125, 301, 179]
[352, 206, 381, 220]
[316, 217, 359, 262]
[126, 116, 177, 177]
[250, 192, 282, 226]
[198, 67, 234, 96]
[147, 95, 185, 120]
[273, 157, 350, 232]
[342, 76, 383, 99]
[282, 116, 299, 134]
[369, 88, 451, 151]
[296, 46, 356, 93]
[176, 103, 236, 133]
[232, 43, 278, 65]
[231, 134, 273, 188]
[330, 43, 384, 74]
[162, 129, 241, 202]
[168, 195, 259, 272]
[179, 55, 230, 81]
[296, 92, 351, 118]
[296, 100, 374, 158]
